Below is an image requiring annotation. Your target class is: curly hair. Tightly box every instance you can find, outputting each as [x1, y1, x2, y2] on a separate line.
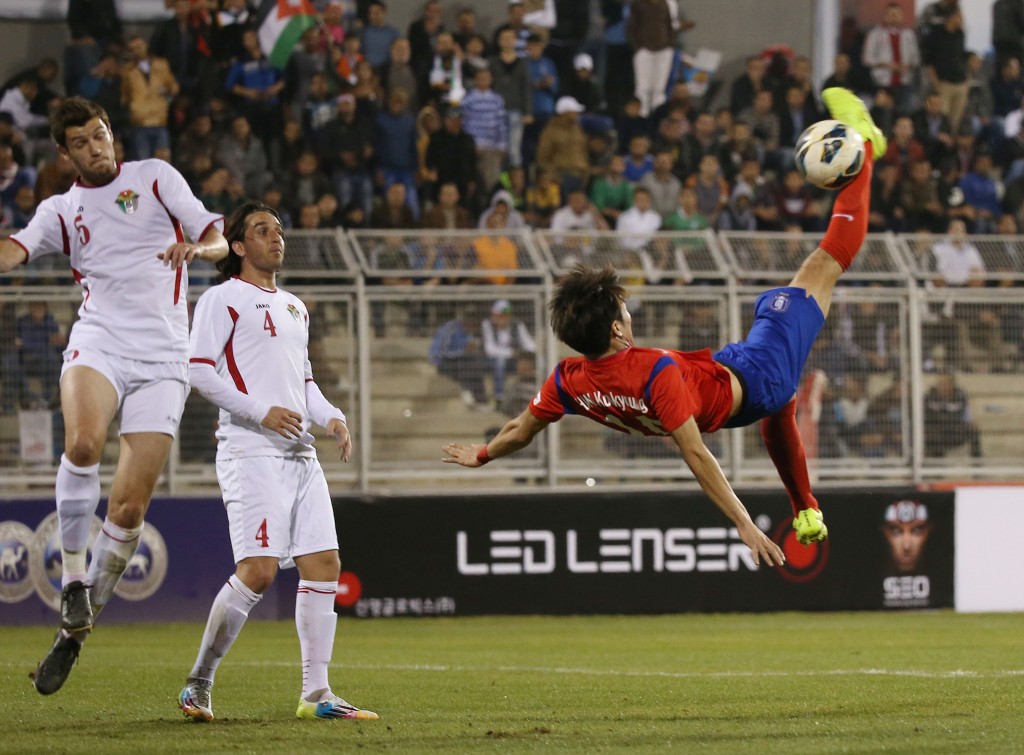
[549, 264, 627, 357]
[50, 97, 112, 149]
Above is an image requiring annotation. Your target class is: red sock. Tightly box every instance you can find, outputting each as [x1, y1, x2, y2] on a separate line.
[818, 141, 874, 270]
[761, 400, 819, 517]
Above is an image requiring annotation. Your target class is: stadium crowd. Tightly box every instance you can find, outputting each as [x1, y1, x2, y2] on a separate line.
[1, 0, 1022, 464]
[3, 0, 1024, 242]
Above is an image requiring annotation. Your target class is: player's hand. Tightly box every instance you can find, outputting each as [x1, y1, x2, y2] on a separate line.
[158, 242, 202, 268]
[327, 418, 352, 462]
[441, 442, 485, 467]
[261, 406, 303, 439]
[737, 521, 786, 567]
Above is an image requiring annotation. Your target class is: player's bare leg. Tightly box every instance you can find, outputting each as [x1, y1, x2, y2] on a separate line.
[294, 550, 378, 720]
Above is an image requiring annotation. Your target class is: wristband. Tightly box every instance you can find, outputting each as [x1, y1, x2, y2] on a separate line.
[476, 445, 492, 465]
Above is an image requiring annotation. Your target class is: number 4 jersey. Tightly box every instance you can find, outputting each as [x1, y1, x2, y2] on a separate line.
[189, 277, 329, 460]
[11, 160, 223, 362]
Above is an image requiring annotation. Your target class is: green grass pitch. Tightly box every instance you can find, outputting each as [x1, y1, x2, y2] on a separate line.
[3, 612, 1022, 753]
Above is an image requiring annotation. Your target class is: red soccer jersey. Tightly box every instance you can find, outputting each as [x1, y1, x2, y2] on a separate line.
[529, 347, 735, 436]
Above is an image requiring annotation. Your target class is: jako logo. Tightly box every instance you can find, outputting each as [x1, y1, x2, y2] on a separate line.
[457, 528, 759, 576]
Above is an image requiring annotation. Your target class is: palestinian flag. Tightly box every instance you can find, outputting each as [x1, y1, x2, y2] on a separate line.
[257, 0, 318, 69]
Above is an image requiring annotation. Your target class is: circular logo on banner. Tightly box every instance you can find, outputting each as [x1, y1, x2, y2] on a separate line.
[113, 523, 168, 601]
[335, 570, 362, 608]
[0, 521, 37, 603]
[30, 512, 103, 611]
[772, 519, 830, 584]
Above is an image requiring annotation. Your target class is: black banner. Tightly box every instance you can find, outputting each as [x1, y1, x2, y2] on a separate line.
[333, 488, 954, 616]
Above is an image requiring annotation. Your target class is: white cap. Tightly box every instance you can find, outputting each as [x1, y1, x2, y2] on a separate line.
[573, 53, 594, 70]
[555, 96, 585, 114]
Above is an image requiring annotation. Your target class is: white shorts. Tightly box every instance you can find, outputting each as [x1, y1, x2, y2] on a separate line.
[61, 348, 189, 436]
[216, 455, 339, 567]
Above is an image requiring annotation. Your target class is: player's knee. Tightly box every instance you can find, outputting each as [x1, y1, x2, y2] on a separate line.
[105, 497, 147, 528]
[237, 560, 277, 593]
[64, 433, 105, 467]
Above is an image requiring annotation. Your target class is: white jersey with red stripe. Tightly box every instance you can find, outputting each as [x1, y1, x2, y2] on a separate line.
[11, 160, 222, 362]
[190, 276, 322, 460]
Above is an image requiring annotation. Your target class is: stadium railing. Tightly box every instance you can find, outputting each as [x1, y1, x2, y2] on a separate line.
[2, 228, 1022, 495]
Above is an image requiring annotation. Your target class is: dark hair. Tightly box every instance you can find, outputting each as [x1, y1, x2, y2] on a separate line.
[549, 264, 627, 357]
[50, 96, 112, 149]
[216, 201, 281, 283]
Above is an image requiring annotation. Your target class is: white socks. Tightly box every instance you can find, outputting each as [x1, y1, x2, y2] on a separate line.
[189, 574, 262, 682]
[55, 454, 100, 586]
[296, 580, 338, 699]
[86, 517, 143, 613]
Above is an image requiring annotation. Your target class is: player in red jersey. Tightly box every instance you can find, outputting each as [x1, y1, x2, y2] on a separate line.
[443, 88, 887, 565]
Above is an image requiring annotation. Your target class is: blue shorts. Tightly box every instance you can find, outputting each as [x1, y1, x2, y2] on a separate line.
[712, 287, 825, 428]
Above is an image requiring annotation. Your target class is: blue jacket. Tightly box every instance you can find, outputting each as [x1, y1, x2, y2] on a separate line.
[374, 109, 418, 171]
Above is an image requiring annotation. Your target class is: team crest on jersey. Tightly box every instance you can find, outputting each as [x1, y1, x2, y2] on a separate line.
[287, 304, 301, 321]
[115, 189, 139, 214]
[768, 292, 791, 313]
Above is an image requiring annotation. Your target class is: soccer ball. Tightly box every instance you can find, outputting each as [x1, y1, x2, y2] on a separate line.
[794, 119, 865, 190]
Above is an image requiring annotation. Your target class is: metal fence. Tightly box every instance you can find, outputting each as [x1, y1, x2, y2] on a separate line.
[2, 228, 1022, 495]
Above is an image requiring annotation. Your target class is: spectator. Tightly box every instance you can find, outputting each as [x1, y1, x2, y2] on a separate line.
[778, 84, 821, 166]
[460, 68, 509, 195]
[924, 372, 983, 457]
[679, 111, 720, 181]
[300, 72, 338, 155]
[638, 150, 682, 219]
[421, 182, 474, 229]
[284, 150, 333, 217]
[494, 351, 538, 418]
[880, 115, 927, 182]
[563, 53, 603, 118]
[213, 0, 252, 66]
[424, 106, 479, 206]
[663, 185, 710, 231]
[0, 144, 36, 214]
[992, 57, 1024, 120]
[197, 165, 244, 217]
[524, 168, 561, 228]
[862, 380, 904, 457]
[685, 154, 730, 228]
[958, 151, 1001, 234]
[993, 0, 1024, 71]
[648, 107, 686, 176]
[716, 120, 761, 185]
[492, 0, 531, 58]
[869, 161, 907, 232]
[931, 218, 1005, 369]
[7, 183, 38, 229]
[361, 1, 400, 69]
[1, 63, 58, 122]
[833, 374, 872, 456]
[963, 52, 996, 143]
[590, 153, 634, 226]
[616, 186, 662, 245]
[535, 96, 589, 192]
[601, 0, 634, 116]
[473, 211, 520, 284]
[226, 28, 285, 151]
[922, 7, 969, 131]
[622, 133, 654, 182]
[627, 0, 675, 117]
[614, 96, 651, 157]
[490, 28, 533, 170]
[452, 7, 485, 55]
[118, 36, 179, 161]
[549, 187, 609, 233]
[335, 34, 365, 88]
[218, 114, 273, 199]
[460, 34, 491, 89]
[899, 158, 946, 232]
[428, 312, 490, 409]
[913, 91, 957, 168]
[526, 33, 559, 122]
[0, 301, 65, 413]
[821, 52, 873, 98]
[862, 2, 921, 111]
[149, 0, 213, 101]
[739, 89, 781, 169]
[869, 85, 899, 138]
[374, 89, 420, 218]
[479, 189, 527, 230]
[370, 182, 416, 229]
[650, 81, 695, 131]
[729, 55, 768, 117]
[286, 27, 335, 123]
[481, 298, 536, 405]
[408, 0, 446, 74]
[717, 184, 757, 231]
[425, 31, 463, 109]
[321, 93, 374, 217]
[380, 38, 419, 110]
[67, 0, 122, 50]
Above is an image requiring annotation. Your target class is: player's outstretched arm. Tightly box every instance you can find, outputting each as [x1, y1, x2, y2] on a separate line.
[670, 417, 785, 567]
[158, 227, 229, 268]
[442, 407, 549, 467]
[0, 238, 27, 274]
